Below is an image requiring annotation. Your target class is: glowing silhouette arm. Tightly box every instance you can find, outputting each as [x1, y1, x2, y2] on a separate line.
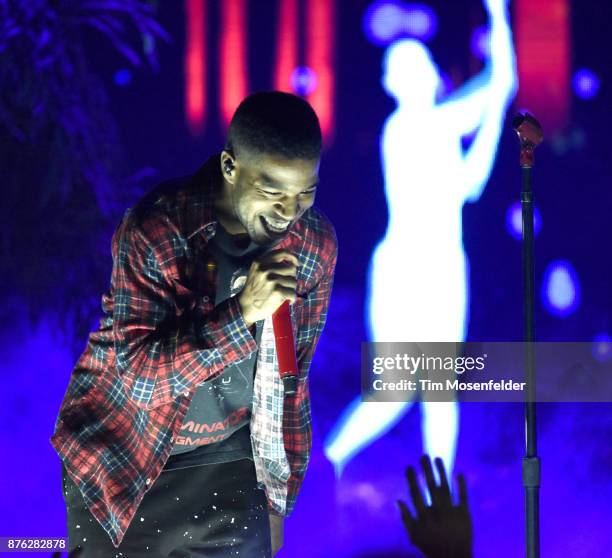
[440, 66, 491, 136]
[459, 0, 517, 202]
[439, 0, 516, 138]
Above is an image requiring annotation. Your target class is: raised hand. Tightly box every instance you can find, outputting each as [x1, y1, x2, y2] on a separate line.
[397, 455, 473, 558]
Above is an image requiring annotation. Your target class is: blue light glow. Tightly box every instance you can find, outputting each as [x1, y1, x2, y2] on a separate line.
[573, 68, 600, 100]
[470, 25, 490, 60]
[505, 201, 542, 240]
[363, 1, 404, 45]
[290, 66, 318, 96]
[363, 1, 438, 46]
[114, 68, 132, 86]
[542, 260, 581, 317]
[592, 333, 612, 363]
[403, 4, 438, 40]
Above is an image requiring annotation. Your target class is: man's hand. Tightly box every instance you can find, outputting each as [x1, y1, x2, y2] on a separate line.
[269, 513, 284, 556]
[397, 455, 473, 558]
[238, 250, 299, 327]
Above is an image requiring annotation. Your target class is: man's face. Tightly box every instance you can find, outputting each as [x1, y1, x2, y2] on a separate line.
[223, 151, 320, 246]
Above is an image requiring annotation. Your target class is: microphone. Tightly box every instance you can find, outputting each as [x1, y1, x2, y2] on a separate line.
[272, 300, 298, 396]
[512, 112, 543, 168]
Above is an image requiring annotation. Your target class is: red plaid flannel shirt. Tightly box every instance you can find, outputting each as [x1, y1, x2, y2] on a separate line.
[50, 154, 337, 548]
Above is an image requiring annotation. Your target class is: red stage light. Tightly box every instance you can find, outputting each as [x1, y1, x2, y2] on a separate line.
[185, 0, 207, 136]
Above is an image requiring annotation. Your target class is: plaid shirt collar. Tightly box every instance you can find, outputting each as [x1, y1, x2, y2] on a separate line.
[182, 156, 218, 240]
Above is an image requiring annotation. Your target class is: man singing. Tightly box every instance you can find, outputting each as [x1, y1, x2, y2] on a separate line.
[50, 91, 337, 557]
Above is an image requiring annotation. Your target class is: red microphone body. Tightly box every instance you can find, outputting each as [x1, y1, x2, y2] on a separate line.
[272, 300, 298, 395]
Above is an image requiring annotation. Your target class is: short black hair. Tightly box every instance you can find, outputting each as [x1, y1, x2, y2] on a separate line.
[226, 91, 322, 160]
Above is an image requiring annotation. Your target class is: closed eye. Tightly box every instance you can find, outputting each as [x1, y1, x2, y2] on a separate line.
[258, 188, 316, 197]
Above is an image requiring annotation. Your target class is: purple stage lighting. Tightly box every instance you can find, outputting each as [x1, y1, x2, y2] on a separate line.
[470, 25, 490, 60]
[541, 260, 581, 317]
[573, 68, 600, 100]
[505, 201, 542, 240]
[290, 66, 318, 96]
[363, 0, 404, 45]
[363, 1, 438, 46]
[592, 333, 612, 363]
[403, 4, 438, 40]
[114, 68, 132, 86]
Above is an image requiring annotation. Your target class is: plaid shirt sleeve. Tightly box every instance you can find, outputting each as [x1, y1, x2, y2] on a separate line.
[272, 216, 338, 517]
[112, 208, 258, 410]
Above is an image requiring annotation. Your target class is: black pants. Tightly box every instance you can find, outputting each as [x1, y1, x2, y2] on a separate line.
[62, 459, 272, 557]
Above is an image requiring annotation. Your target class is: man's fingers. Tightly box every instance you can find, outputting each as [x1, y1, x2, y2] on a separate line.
[420, 454, 438, 498]
[397, 499, 416, 535]
[268, 274, 297, 290]
[406, 466, 426, 516]
[262, 250, 299, 267]
[434, 457, 452, 505]
[457, 473, 469, 508]
[260, 261, 298, 276]
[274, 285, 298, 304]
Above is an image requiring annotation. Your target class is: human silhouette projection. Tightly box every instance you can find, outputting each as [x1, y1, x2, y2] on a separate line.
[325, 0, 516, 478]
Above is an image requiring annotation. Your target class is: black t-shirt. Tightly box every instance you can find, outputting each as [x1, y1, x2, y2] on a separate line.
[163, 224, 265, 471]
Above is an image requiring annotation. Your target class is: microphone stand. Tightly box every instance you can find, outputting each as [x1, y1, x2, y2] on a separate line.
[512, 112, 543, 558]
